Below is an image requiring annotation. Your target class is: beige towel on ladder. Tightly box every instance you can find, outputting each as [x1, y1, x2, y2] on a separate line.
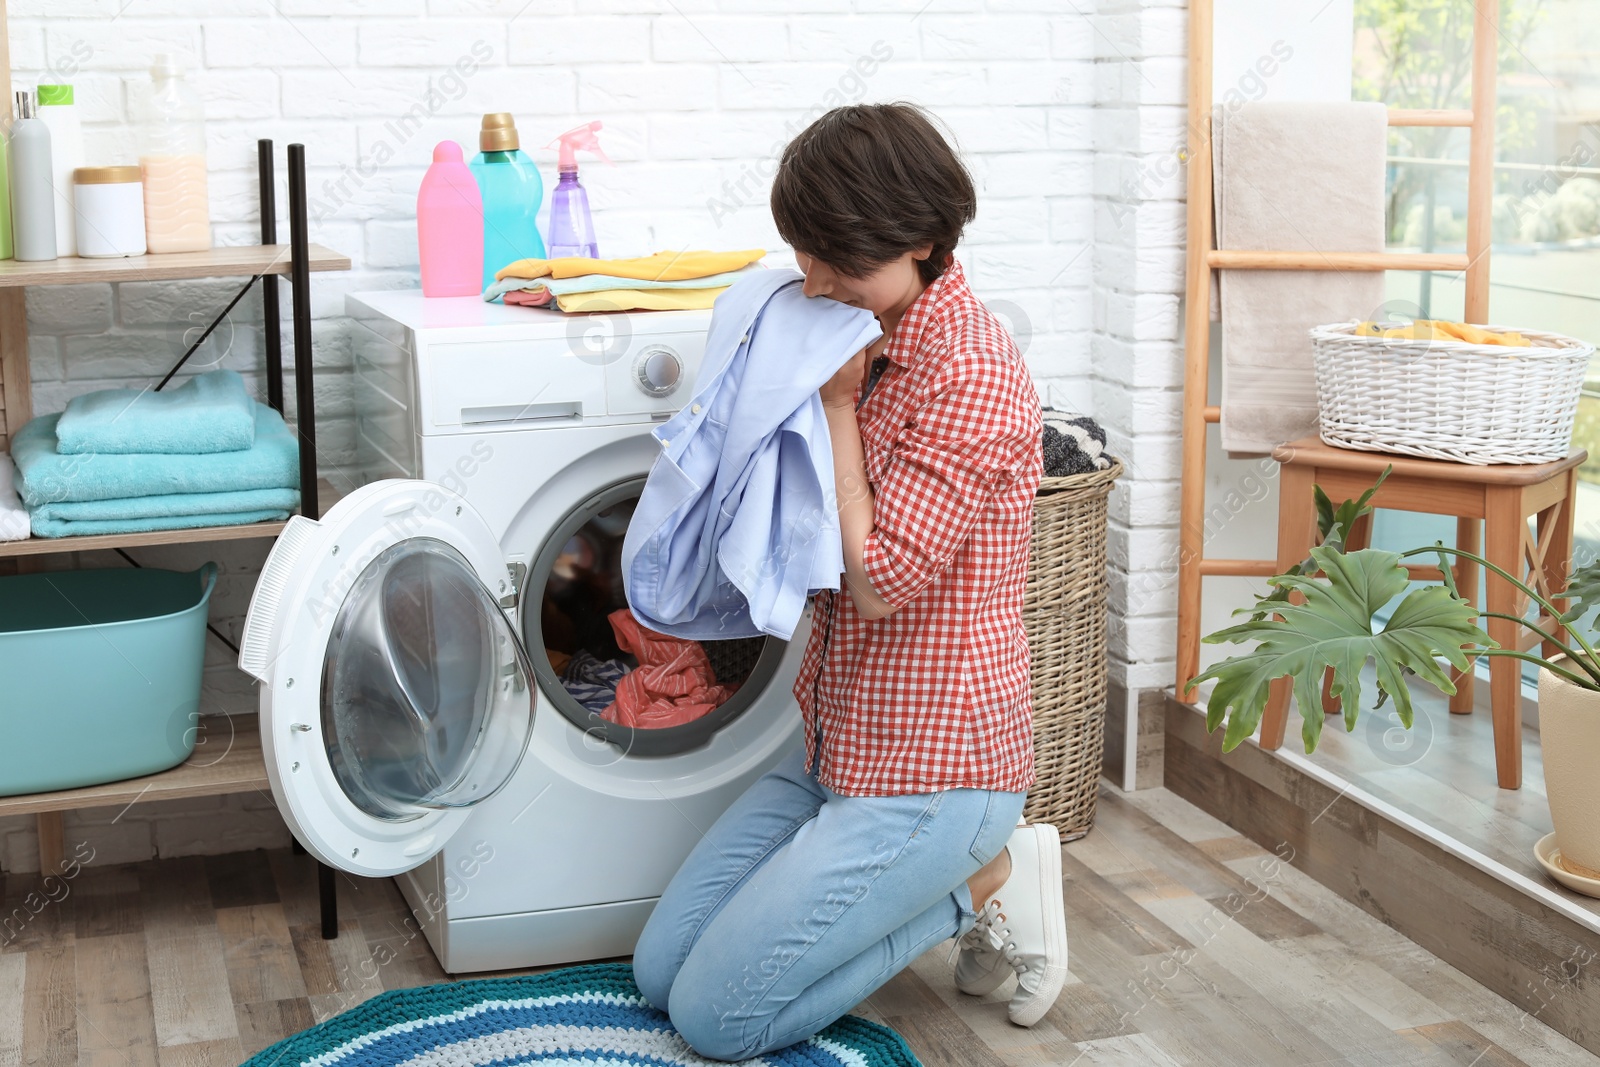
[1214, 101, 1389, 455]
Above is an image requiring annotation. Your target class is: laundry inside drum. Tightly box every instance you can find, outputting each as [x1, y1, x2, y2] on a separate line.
[529, 487, 776, 750]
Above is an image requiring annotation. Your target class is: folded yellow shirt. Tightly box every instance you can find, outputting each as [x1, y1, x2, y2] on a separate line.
[496, 249, 766, 284]
[1355, 319, 1528, 347]
[554, 288, 728, 313]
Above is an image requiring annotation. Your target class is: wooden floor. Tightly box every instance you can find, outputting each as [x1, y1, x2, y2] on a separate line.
[2, 785, 1593, 1067]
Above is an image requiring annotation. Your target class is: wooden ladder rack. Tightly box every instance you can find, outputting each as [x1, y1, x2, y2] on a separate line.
[1176, 0, 1502, 694]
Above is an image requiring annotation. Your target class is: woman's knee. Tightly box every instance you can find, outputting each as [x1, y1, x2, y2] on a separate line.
[667, 982, 767, 1062]
[631, 919, 678, 1013]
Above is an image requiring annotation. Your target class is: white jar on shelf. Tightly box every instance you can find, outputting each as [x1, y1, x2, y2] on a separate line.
[72, 167, 147, 258]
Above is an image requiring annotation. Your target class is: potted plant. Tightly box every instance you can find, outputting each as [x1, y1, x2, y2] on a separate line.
[1185, 469, 1600, 896]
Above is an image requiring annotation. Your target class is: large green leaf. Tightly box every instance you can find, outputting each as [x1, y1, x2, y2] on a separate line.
[1252, 467, 1392, 623]
[1561, 556, 1600, 626]
[1188, 546, 1490, 753]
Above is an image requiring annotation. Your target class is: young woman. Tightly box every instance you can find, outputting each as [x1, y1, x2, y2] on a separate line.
[632, 102, 1067, 1060]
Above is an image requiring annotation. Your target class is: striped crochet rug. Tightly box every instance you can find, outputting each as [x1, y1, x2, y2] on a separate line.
[240, 962, 922, 1067]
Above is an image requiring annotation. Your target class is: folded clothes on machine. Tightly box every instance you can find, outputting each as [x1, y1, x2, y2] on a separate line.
[495, 248, 768, 284]
[601, 608, 736, 730]
[486, 250, 768, 314]
[485, 266, 761, 309]
[54, 369, 257, 455]
[501, 287, 729, 313]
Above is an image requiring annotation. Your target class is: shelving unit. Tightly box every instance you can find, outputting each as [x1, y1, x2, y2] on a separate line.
[0, 2, 354, 937]
[0, 104, 350, 949]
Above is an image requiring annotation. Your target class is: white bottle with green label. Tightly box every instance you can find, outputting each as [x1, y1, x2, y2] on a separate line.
[36, 84, 82, 258]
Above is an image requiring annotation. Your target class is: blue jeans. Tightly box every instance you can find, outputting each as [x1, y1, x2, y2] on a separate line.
[633, 747, 1026, 1061]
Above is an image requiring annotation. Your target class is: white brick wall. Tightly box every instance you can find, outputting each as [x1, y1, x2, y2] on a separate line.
[4, 0, 1192, 871]
[1085, 0, 1189, 693]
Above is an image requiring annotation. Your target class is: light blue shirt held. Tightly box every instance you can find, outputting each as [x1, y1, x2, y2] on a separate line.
[622, 268, 882, 641]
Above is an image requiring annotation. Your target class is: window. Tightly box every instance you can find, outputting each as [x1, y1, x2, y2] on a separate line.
[1354, 0, 1600, 671]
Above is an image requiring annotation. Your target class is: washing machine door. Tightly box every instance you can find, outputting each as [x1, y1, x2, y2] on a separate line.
[238, 480, 537, 879]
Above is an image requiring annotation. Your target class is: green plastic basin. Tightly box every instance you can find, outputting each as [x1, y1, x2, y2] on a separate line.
[0, 563, 218, 796]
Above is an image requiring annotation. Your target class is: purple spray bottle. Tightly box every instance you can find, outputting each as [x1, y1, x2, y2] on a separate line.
[545, 120, 610, 259]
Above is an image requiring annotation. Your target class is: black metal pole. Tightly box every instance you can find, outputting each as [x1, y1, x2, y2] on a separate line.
[258, 139, 284, 415]
[287, 147, 330, 938]
[318, 861, 338, 940]
[287, 144, 319, 521]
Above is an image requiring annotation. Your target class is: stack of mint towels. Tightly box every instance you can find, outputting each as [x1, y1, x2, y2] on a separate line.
[12, 369, 300, 538]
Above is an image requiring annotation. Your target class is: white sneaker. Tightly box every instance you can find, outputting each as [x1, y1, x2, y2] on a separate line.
[955, 823, 1068, 1026]
[953, 898, 1013, 996]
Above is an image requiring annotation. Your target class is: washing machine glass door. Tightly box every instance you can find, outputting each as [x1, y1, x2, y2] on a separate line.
[239, 480, 537, 879]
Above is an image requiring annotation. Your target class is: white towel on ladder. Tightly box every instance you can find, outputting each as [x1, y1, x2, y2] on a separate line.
[0, 453, 30, 541]
[1213, 101, 1389, 455]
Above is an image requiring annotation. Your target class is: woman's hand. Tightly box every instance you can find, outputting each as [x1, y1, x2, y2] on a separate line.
[819, 345, 869, 409]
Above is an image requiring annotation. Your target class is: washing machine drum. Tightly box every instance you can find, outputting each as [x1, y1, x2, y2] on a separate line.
[524, 477, 786, 758]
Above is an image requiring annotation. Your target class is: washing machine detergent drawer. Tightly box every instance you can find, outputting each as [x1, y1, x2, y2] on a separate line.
[424, 339, 607, 430]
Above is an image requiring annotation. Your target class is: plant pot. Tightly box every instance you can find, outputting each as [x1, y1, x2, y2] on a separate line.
[1538, 657, 1600, 890]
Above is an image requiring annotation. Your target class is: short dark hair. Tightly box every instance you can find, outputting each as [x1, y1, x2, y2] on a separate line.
[770, 103, 976, 285]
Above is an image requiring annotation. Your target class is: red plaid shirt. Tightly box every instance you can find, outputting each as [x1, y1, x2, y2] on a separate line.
[793, 259, 1043, 797]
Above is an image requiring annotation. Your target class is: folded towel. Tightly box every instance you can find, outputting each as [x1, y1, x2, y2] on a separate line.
[31, 486, 299, 525]
[29, 487, 299, 538]
[483, 265, 762, 305]
[0, 454, 29, 541]
[55, 369, 257, 455]
[1213, 102, 1388, 454]
[14, 402, 299, 507]
[495, 248, 766, 284]
[552, 288, 729, 313]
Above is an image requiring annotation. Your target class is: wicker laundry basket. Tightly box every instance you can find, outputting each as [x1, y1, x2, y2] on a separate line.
[1022, 459, 1122, 840]
[1311, 322, 1593, 465]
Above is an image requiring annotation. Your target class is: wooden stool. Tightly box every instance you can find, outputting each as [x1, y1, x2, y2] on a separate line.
[1261, 437, 1586, 790]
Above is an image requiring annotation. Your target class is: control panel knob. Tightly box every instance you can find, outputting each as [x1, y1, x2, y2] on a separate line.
[635, 346, 682, 397]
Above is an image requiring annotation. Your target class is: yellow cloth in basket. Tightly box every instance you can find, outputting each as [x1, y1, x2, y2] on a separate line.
[1355, 319, 1528, 347]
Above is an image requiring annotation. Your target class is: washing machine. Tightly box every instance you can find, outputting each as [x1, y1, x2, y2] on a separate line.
[238, 290, 806, 974]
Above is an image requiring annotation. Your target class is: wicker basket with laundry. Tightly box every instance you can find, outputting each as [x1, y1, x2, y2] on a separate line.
[1312, 319, 1593, 465]
[1024, 413, 1122, 840]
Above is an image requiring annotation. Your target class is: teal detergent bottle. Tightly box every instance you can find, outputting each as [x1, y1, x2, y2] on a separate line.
[470, 112, 545, 290]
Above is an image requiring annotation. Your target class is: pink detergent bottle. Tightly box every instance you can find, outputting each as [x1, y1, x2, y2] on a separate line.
[417, 140, 484, 297]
